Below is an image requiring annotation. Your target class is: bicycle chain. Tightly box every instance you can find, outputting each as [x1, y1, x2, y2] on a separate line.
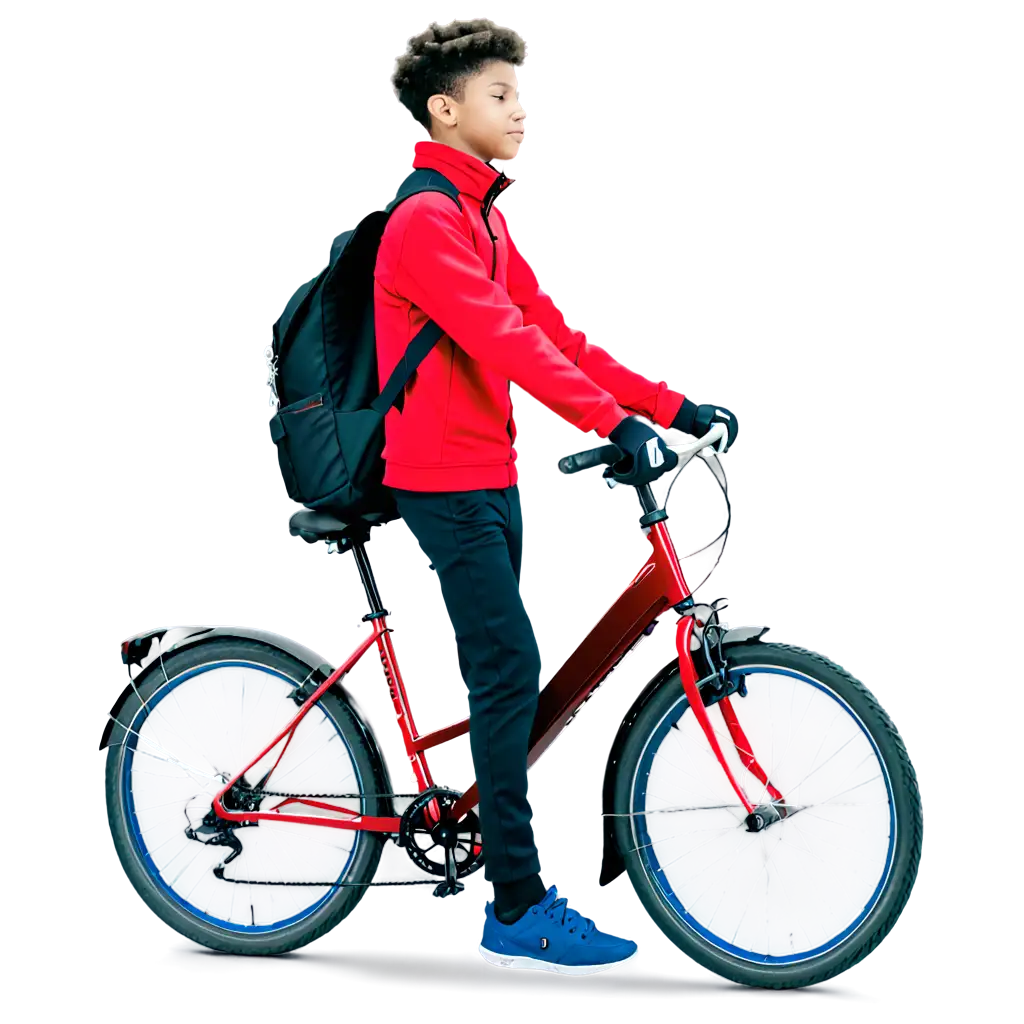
[258, 790, 421, 800]
[214, 872, 436, 888]
[212, 787, 461, 888]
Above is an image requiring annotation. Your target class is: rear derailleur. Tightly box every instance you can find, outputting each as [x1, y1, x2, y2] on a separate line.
[183, 778, 483, 901]
[184, 776, 262, 869]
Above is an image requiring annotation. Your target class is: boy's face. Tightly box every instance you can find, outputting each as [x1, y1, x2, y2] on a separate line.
[428, 60, 527, 163]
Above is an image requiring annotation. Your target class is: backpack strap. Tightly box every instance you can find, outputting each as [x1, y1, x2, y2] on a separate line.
[370, 169, 463, 415]
[370, 320, 445, 415]
[386, 168, 463, 216]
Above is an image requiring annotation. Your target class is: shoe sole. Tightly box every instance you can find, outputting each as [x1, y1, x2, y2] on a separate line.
[478, 944, 637, 975]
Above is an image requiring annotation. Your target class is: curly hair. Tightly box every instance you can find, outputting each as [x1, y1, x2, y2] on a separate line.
[391, 19, 527, 133]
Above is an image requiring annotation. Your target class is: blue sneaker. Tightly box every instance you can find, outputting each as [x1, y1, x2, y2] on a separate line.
[479, 884, 638, 975]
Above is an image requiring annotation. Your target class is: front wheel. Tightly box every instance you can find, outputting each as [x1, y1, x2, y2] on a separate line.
[104, 637, 388, 954]
[613, 641, 922, 988]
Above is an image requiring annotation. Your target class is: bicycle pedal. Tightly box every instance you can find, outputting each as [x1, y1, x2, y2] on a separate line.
[432, 880, 465, 898]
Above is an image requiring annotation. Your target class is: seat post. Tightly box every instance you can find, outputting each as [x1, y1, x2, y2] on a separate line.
[350, 541, 385, 618]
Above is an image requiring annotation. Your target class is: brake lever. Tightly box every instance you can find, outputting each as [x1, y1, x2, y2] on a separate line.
[707, 432, 730, 455]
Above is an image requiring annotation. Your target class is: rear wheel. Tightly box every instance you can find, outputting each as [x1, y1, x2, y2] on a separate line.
[613, 641, 922, 988]
[104, 637, 388, 954]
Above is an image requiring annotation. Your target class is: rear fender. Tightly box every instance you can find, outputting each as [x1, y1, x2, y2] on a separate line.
[100, 624, 396, 809]
[598, 623, 769, 886]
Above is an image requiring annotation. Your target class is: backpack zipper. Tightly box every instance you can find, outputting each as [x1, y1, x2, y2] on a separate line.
[288, 394, 323, 414]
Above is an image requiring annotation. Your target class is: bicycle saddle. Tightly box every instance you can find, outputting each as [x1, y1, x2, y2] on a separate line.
[288, 509, 394, 545]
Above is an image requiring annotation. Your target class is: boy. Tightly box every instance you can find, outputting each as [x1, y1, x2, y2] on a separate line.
[375, 18, 739, 974]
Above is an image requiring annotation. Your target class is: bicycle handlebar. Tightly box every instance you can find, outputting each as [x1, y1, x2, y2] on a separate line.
[557, 421, 729, 476]
[557, 445, 623, 475]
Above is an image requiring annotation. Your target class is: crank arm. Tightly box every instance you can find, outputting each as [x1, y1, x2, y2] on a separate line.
[431, 842, 465, 898]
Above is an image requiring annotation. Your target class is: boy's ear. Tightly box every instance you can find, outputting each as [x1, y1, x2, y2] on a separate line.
[425, 93, 458, 129]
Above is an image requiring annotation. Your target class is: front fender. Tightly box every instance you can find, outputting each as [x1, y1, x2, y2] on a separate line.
[100, 624, 395, 806]
[599, 622, 769, 886]
[692, 610, 765, 651]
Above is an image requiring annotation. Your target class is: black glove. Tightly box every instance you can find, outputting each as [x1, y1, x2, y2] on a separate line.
[606, 415, 679, 486]
[671, 397, 739, 451]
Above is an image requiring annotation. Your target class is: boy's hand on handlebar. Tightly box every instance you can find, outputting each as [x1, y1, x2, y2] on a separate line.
[671, 397, 739, 452]
[606, 415, 679, 485]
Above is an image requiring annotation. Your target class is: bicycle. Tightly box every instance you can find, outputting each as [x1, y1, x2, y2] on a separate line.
[100, 421, 922, 988]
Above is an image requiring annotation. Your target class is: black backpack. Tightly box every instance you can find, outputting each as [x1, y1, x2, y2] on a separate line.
[266, 169, 462, 521]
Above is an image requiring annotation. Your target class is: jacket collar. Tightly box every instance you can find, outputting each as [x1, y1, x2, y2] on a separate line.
[413, 140, 515, 210]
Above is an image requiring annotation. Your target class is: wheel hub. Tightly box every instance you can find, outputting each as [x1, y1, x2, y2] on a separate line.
[744, 800, 790, 832]
[220, 776, 264, 815]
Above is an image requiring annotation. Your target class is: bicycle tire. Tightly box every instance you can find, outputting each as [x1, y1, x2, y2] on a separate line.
[104, 637, 388, 955]
[612, 640, 923, 988]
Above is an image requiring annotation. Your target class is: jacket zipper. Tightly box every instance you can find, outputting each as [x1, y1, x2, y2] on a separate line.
[481, 169, 509, 280]
[480, 175, 514, 457]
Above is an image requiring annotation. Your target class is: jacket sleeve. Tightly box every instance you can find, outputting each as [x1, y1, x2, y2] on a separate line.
[392, 194, 628, 438]
[496, 207, 687, 431]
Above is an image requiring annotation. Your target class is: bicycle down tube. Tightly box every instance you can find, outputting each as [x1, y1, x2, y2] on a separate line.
[212, 513, 781, 833]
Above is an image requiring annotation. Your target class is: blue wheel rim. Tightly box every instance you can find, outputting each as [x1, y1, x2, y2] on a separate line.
[121, 660, 361, 934]
[632, 665, 896, 964]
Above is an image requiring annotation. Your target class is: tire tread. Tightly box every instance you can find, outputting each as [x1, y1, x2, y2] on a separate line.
[105, 637, 388, 955]
[614, 640, 923, 988]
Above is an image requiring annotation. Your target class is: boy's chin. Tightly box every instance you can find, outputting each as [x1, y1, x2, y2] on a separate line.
[497, 136, 521, 159]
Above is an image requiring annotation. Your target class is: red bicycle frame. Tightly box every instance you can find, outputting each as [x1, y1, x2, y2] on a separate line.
[212, 516, 785, 832]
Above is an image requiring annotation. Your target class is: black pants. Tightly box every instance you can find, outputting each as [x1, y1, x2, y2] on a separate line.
[391, 484, 542, 884]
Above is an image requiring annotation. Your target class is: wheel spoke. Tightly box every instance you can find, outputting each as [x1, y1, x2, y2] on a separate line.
[116, 718, 222, 783]
[787, 732, 859, 799]
[642, 822, 736, 870]
[627, 662, 904, 966]
[765, 675, 819, 794]
[118, 658, 367, 934]
[257, 823, 356, 856]
[608, 799, 744, 816]
[271, 728, 340, 785]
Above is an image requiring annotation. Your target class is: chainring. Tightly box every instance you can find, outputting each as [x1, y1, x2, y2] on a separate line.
[398, 787, 484, 879]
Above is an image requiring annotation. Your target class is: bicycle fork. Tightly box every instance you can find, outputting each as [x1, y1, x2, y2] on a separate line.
[674, 615, 789, 832]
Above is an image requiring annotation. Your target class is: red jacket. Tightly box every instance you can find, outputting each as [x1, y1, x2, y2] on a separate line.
[374, 140, 687, 491]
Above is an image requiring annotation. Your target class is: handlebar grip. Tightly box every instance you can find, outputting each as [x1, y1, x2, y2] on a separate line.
[558, 443, 623, 474]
